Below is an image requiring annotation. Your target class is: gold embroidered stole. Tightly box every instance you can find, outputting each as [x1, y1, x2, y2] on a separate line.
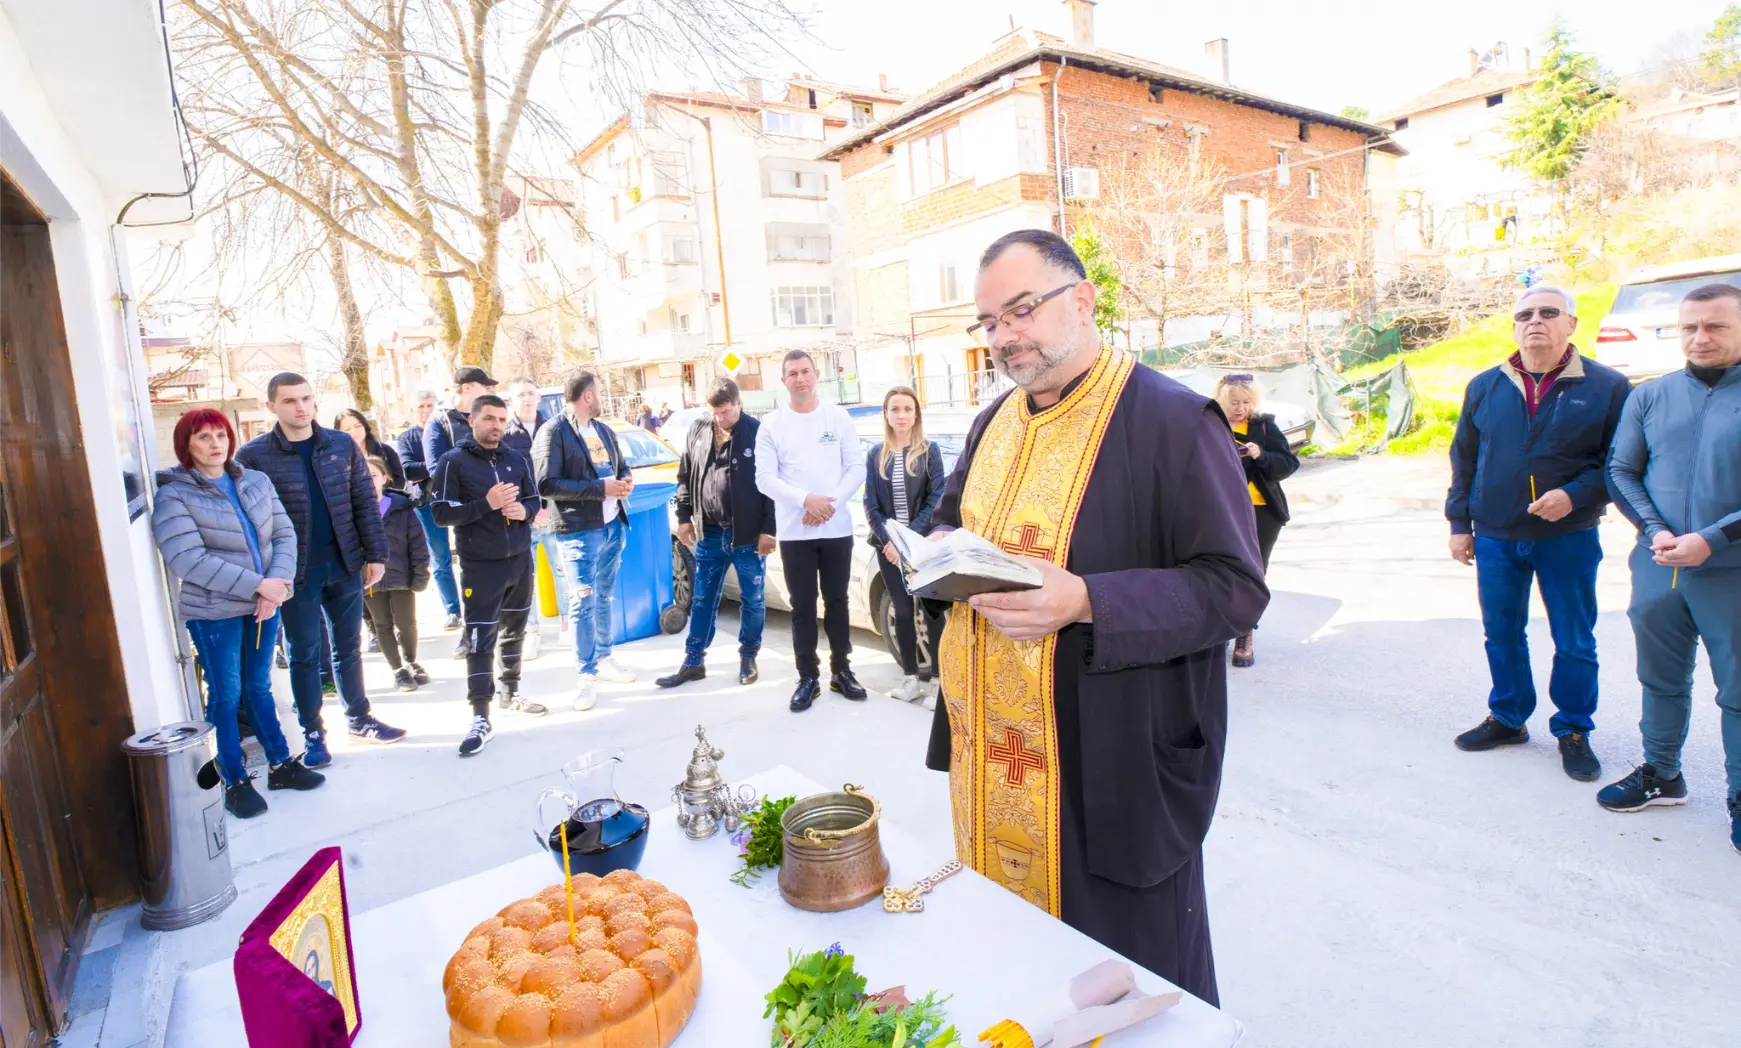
[938, 351, 1134, 917]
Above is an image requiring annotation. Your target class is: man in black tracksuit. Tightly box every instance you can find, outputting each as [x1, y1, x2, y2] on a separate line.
[430, 395, 546, 756]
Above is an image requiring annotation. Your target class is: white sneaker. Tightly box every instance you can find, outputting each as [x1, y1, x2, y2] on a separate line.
[891, 676, 927, 702]
[920, 689, 938, 712]
[573, 678, 598, 712]
[522, 630, 542, 662]
[593, 657, 636, 684]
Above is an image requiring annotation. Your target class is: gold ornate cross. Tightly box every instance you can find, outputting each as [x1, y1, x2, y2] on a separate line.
[881, 860, 963, 913]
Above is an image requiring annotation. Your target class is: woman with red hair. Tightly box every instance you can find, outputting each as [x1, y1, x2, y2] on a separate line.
[152, 408, 325, 818]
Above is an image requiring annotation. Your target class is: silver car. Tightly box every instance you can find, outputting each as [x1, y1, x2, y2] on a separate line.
[669, 410, 973, 669]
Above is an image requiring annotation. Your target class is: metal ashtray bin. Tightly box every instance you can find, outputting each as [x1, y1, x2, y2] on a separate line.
[122, 721, 237, 930]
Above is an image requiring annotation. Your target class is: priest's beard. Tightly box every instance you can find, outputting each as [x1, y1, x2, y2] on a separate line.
[992, 337, 1075, 389]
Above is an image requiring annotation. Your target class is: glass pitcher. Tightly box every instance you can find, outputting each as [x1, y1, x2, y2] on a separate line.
[532, 749, 650, 876]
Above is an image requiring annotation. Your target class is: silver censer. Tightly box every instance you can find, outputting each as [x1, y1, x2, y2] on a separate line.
[670, 725, 756, 841]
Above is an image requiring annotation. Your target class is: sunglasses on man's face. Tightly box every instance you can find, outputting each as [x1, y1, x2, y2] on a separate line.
[1513, 306, 1564, 323]
[1223, 374, 1255, 383]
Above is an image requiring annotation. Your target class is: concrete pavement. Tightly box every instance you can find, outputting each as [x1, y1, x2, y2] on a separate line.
[90, 454, 1740, 1048]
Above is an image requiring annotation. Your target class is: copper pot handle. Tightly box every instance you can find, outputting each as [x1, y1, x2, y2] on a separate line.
[802, 784, 882, 848]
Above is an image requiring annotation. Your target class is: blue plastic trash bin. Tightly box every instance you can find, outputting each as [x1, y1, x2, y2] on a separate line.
[610, 481, 676, 645]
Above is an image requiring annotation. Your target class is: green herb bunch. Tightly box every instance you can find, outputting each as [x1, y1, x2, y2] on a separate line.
[730, 794, 797, 888]
[765, 945, 962, 1048]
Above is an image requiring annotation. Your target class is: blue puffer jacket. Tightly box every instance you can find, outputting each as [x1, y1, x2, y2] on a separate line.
[1607, 365, 1741, 569]
[236, 423, 387, 584]
[151, 464, 297, 620]
[1446, 350, 1632, 540]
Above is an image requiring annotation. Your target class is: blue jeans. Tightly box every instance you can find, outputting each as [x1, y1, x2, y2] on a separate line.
[558, 521, 626, 675]
[1628, 546, 1741, 794]
[1475, 529, 1603, 736]
[415, 503, 462, 618]
[683, 527, 767, 665]
[531, 524, 569, 622]
[186, 612, 291, 783]
[281, 558, 371, 733]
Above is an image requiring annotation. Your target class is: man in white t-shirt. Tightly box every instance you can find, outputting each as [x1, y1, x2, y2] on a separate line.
[755, 350, 868, 711]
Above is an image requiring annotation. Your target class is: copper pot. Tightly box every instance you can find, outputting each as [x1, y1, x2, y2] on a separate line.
[777, 784, 890, 912]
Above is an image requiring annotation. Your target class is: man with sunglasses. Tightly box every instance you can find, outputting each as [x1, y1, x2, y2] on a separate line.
[922, 229, 1268, 1007]
[1446, 286, 1632, 781]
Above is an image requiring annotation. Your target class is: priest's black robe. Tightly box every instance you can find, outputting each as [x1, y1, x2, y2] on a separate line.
[925, 363, 1269, 1008]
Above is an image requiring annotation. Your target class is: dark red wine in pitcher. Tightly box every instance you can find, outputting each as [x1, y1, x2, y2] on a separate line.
[543, 798, 650, 876]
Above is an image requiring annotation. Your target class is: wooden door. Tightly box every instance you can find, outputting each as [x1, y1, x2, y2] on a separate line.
[0, 171, 102, 1044]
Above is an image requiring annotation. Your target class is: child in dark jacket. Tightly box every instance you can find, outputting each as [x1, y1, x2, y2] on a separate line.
[365, 456, 431, 690]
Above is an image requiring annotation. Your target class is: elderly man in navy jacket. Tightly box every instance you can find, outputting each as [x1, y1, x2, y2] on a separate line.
[1446, 286, 1632, 781]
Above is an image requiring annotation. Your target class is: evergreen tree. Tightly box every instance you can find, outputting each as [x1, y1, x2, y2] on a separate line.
[1702, 4, 1741, 93]
[1070, 219, 1124, 337]
[1501, 19, 1623, 184]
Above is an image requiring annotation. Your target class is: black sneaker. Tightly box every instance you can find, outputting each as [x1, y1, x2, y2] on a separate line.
[274, 647, 289, 670]
[739, 658, 759, 686]
[410, 662, 431, 686]
[1558, 732, 1601, 782]
[348, 715, 407, 744]
[458, 715, 492, 757]
[497, 687, 548, 716]
[1454, 716, 1529, 751]
[225, 778, 268, 819]
[790, 676, 820, 712]
[830, 669, 868, 701]
[656, 664, 707, 689]
[1597, 763, 1689, 813]
[394, 667, 417, 692]
[267, 756, 326, 792]
[452, 635, 470, 660]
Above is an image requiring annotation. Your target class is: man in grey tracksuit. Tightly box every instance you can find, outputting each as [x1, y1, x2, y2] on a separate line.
[1598, 282, 1741, 856]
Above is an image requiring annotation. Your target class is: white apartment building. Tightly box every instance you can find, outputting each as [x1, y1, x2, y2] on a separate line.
[571, 75, 904, 411]
[1375, 44, 1548, 279]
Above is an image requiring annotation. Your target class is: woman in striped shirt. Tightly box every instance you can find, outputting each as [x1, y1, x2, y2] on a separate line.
[864, 387, 947, 705]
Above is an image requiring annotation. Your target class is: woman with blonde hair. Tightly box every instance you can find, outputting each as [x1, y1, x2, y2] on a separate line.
[863, 386, 947, 704]
[1213, 373, 1299, 668]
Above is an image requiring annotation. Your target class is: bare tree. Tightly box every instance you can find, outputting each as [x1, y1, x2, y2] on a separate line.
[1080, 146, 1233, 354]
[171, 0, 810, 370]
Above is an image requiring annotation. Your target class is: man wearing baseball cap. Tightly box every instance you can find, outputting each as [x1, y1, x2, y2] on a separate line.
[425, 365, 497, 658]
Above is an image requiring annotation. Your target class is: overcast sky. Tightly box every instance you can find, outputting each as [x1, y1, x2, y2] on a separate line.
[793, 0, 1726, 116]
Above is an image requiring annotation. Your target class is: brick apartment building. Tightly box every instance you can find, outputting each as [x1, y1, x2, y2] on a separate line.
[824, 0, 1404, 403]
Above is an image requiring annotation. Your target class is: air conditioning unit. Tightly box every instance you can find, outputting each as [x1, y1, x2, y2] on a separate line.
[1062, 167, 1100, 201]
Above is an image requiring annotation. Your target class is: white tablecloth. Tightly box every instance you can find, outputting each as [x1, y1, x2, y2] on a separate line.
[167, 766, 1242, 1046]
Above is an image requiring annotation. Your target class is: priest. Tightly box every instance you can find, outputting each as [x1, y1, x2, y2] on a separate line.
[925, 230, 1268, 1006]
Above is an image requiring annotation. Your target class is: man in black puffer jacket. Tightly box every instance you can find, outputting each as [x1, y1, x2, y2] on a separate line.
[431, 394, 548, 756]
[237, 373, 406, 766]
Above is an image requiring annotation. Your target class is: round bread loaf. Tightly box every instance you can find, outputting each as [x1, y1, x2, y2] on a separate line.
[445, 870, 701, 1048]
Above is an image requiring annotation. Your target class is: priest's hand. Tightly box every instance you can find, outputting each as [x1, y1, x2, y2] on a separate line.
[969, 559, 1092, 641]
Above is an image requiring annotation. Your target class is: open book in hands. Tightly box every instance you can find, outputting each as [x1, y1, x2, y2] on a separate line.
[883, 519, 1042, 602]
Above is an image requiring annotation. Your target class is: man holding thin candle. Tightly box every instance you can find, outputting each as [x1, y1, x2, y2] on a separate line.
[1444, 286, 1631, 781]
[1599, 282, 1741, 855]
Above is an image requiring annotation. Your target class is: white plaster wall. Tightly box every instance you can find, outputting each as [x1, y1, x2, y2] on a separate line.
[1, 3, 192, 731]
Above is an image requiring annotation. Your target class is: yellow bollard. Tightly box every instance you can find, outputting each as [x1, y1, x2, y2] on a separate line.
[536, 541, 559, 618]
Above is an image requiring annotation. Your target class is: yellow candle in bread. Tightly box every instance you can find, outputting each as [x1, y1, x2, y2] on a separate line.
[560, 820, 576, 947]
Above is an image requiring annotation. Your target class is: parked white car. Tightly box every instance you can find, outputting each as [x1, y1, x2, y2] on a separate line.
[1597, 254, 1741, 383]
[1157, 369, 1315, 447]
